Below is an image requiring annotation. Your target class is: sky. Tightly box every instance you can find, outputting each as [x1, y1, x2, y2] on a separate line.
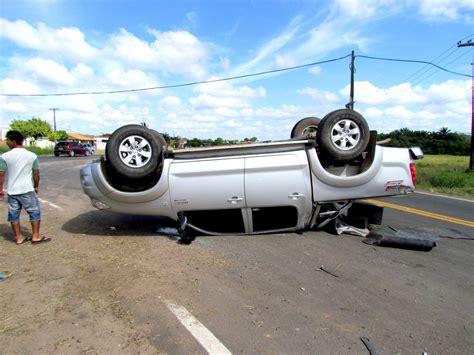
[0, 0, 473, 140]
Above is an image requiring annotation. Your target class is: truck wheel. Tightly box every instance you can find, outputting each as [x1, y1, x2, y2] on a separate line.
[150, 129, 168, 152]
[102, 161, 162, 192]
[69, 151, 75, 157]
[317, 109, 369, 161]
[105, 125, 164, 180]
[290, 117, 321, 139]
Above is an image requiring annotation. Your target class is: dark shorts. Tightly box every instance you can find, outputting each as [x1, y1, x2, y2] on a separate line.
[7, 191, 41, 222]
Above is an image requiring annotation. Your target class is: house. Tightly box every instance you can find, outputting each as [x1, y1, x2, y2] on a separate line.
[94, 134, 111, 151]
[67, 133, 95, 145]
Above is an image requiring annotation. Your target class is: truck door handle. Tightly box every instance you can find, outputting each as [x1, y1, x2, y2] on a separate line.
[288, 192, 304, 200]
[227, 196, 243, 204]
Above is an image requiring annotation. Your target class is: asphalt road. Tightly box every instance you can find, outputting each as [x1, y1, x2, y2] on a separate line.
[1, 155, 472, 354]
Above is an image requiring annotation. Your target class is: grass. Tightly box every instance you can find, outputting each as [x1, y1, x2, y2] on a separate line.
[0, 144, 53, 155]
[416, 155, 473, 199]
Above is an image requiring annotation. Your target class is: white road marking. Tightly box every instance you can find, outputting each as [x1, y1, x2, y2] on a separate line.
[38, 198, 63, 210]
[164, 300, 232, 355]
[415, 191, 474, 203]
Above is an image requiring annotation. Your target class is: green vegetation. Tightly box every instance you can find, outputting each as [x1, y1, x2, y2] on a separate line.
[377, 127, 470, 156]
[0, 144, 53, 156]
[416, 155, 473, 199]
[8, 118, 68, 143]
[160, 132, 258, 149]
[10, 118, 53, 139]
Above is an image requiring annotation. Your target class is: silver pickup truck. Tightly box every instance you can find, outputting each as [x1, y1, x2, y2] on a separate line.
[80, 109, 423, 238]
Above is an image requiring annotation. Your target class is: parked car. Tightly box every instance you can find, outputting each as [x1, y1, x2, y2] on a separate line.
[54, 141, 89, 157]
[80, 108, 423, 239]
[81, 143, 95, 155]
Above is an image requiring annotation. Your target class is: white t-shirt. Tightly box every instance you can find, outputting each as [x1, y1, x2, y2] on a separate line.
[0, 148, 39, 195]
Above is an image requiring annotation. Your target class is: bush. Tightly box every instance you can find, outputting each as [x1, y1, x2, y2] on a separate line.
[430, 171, 468, 188]
[0, 144, 53, 156]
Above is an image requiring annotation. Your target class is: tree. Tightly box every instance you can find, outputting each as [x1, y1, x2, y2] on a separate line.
[10, 118, 52, 140]
[213, 137, 225, 145]
[47, 130, 68, 142]
[244, 137, 258, 142]
[377, 127, 470, 155]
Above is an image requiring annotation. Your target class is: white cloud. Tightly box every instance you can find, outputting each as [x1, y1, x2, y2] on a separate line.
[102, 66, 160, 91]
[340, 81, 426, 105]
[223, 119, 241, 128]
[185, 12, 199, 27]
[418, 0, 474, 22]
[63, 96, 99, 114]
[333, 0, 402, 20]
[298, 87, 341, 104]
[356, 79, 471, 132]
[159, 96, 182, 110]
[214, 107, 239, 117]
[0, 101, 28, 113]
[71, 64, 94, 79]
[106, 28, 208, 78]
[25, 58, 75, 86]
[308, 66, 322, 75]
[231, 16, 303, 75]
[190, 81, 266, 109]
[274, 54, 297, 68]
[0, 78, 40, 95]
[0, 19, 98, 61]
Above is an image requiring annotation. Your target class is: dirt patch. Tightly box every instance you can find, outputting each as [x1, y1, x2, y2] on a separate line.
[0, 205, 230, 354]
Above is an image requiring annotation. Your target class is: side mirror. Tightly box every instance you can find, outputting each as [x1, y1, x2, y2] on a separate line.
[409, 147, 424, 160]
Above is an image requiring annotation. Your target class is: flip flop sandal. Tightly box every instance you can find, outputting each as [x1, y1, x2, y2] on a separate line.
[16, 238, 31, 245]
[31, 236, 51, 244]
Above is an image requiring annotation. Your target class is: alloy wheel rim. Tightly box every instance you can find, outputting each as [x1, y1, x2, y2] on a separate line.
[118, 135, 152, 168]
[330, 119, 361, 150]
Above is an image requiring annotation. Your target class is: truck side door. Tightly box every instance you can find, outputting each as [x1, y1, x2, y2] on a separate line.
[244, 151, 313, 233]
[169, 158, 246, 234]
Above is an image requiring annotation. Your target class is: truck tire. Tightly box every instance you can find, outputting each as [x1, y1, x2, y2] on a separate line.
[316, 109, 369, 161]
[102, 160, 162, 192]
[105, 125, 164, 180]
[150, 129, 167, 152]
[290, 117, 321, 139]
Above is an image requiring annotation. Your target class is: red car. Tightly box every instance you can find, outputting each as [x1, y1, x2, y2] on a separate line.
[54, 141, 90, 157]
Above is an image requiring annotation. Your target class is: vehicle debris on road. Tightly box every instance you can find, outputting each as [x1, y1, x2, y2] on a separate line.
[363, 227, 437, 251]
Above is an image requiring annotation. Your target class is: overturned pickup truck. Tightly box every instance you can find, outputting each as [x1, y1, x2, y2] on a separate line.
[80, 109, 423, 238]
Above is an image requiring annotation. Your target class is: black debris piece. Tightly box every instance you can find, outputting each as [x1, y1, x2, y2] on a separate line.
[364, 226, 437, 251]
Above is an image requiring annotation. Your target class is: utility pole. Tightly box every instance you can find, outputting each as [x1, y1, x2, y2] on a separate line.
[457, 39, 473, 171]
[49, 108, 59, 132]
[346, 50, 355, 111]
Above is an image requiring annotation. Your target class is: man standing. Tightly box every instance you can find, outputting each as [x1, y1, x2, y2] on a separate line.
[0, 130, 50, 245]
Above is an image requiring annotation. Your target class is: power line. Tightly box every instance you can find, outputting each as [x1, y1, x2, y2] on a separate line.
[405, 47, 460, 83]
[403, 33, 473, 83]
[1, 55, 351, 97]
[355, 55, 472, 78]
[411, 50, 471, 87]
[2, 52, 471, 98]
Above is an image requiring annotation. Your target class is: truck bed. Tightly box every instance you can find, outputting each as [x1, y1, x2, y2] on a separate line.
[171, 139, 314, 159]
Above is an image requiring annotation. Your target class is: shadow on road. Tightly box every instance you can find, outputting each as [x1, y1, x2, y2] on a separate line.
[0, 223, 17, 243]
[62, 211, 177, 238]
